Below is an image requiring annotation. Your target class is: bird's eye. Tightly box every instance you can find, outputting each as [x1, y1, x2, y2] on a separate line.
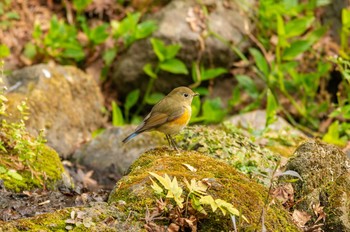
[183, 93, 189, 97]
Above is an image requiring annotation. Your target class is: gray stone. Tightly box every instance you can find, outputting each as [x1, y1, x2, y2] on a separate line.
[285, 140, 350, 230]
[112, 0, 253, 97]
[72, 126, 166, 186]
[4, 64, 105, 158]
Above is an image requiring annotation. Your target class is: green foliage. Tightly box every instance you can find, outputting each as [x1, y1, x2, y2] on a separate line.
[0, 44, 10, 58]
[149, 172, 247, 225]
[123, 38, 188, 123]
[31, 16, 85, 63]
[191, 98, 227, 124]
[149, 38, 188, 74]
[79, 16, 109, 46]
[111, 100, 124, 126]
[191, 62, 227, 85]
[324, 57, 350, 144]
[73, 0, 92, 13]
[112, 12, 158, 48]
[340, 8, 350, 58]
[239, 0, 333, 131]
[0, 59, 52, 187]
[0, 0, 20, 29]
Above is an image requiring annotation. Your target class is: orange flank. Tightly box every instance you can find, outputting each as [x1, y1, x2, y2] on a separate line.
[172, 107, 190, 125]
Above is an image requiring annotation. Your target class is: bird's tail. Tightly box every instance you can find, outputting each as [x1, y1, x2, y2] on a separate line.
[122, 132, 139, 143]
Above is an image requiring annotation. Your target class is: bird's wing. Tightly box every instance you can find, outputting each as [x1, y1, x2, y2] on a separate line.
[135, 105, 185, 132]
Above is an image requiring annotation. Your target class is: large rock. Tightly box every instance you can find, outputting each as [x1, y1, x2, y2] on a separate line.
[4, 64, 105, 157]
[285, 140, 350, 231]
[178, 123, 281, 182]
[112, 0, 253, 97]
[72, 126, 165, 186]
[227, 110, 307, 157]
[108, 148, 300, 231]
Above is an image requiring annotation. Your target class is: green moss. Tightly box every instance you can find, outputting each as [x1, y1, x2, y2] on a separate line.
[0, 144, 64, 192]
[0, 203, 141, 231]
[177, 123, 281, 178]
[108, 148, 300, 231]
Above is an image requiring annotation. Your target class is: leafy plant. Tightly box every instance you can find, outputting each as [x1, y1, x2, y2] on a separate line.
[112, 12, 158, 48]
[324, 56, 350, 145]
[28, 15, 85, 63]
[0, 59, 48, 186]
[237, 0, 332, 133]
[148, 172, 247, 230]
[340, 8, 350, 59]
[111, 100, 124, 126]
[130, 38, 188, 120]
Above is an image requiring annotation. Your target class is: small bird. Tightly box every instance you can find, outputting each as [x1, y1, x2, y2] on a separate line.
[122, 86, 199, 151]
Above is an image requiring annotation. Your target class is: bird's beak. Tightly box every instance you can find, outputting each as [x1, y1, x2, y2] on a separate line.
[193, 92, 200, 97]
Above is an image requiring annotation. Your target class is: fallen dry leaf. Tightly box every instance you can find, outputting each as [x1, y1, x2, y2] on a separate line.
[271, 183, 294, 205]
[312, 202, 326, 224]
[292, 209, 311, 228]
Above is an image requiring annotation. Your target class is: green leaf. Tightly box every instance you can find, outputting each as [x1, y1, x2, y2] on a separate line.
[282, 40, 312, 60]
[0, 44, 10, 58]
[202, 67, 227, 81]
[236, 75, 259, 99]
[91, 128, 105, 138]
[191, 62, 199, 83]
[215, 199, 239, 216]
[323, 121, 347, 146]
[150, 177, 164, 195]
[7, 169, 23, 180]
[150, 38, 166, 61]
[23, 42, 37, 59]
[184, 178, 208, 196]
[159, 58, 188, 74]
[135, 20, 158, 39]
[201, 98, 226, 124]
[249, 48, 269, 77]
[343, 8, 350, 27]
[0, 166, 6, 174]
[89, 24, 109, 45]
[285, 16, 315, 38]
[5, 11, 20, 20]
[190, 97, 201, 120]
[143, 63, 157, 79]
[164, 44, 181, 60]
[266, 89, 278, 127]
[125, 89, 140, 110]
[146, 92, 164, 105]
[73, 0, 93, 12]
[103, 48, 117, 66]
[62, 46, 85, 61]
[199, 195, 218, 212]
[112, 101, 124, 126]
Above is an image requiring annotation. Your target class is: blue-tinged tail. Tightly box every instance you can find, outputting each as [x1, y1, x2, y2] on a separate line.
[122, 132, 139, 143]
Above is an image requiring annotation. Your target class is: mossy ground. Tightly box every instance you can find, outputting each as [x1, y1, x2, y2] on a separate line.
[108, 147, 300, 231]
[0, 143, 64, 192]
[0, 203, 139, 231]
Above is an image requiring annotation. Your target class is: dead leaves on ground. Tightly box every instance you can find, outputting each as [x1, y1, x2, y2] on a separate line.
[272, 183, 327, 232]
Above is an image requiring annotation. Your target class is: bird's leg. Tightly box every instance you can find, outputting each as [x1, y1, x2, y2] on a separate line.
[168, 135, 179, 152]
[165, 134, 172, 147]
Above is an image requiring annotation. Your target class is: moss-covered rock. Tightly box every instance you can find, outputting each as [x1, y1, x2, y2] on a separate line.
[0, 202, 143, 231]
[108, 148, 300, 231]
[285, 140, 350, 230]
[227, 110, 306, 157]
[3, 64, 105, 158]
[0, 143, 64, 192]
[178, 123, 281, 178]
